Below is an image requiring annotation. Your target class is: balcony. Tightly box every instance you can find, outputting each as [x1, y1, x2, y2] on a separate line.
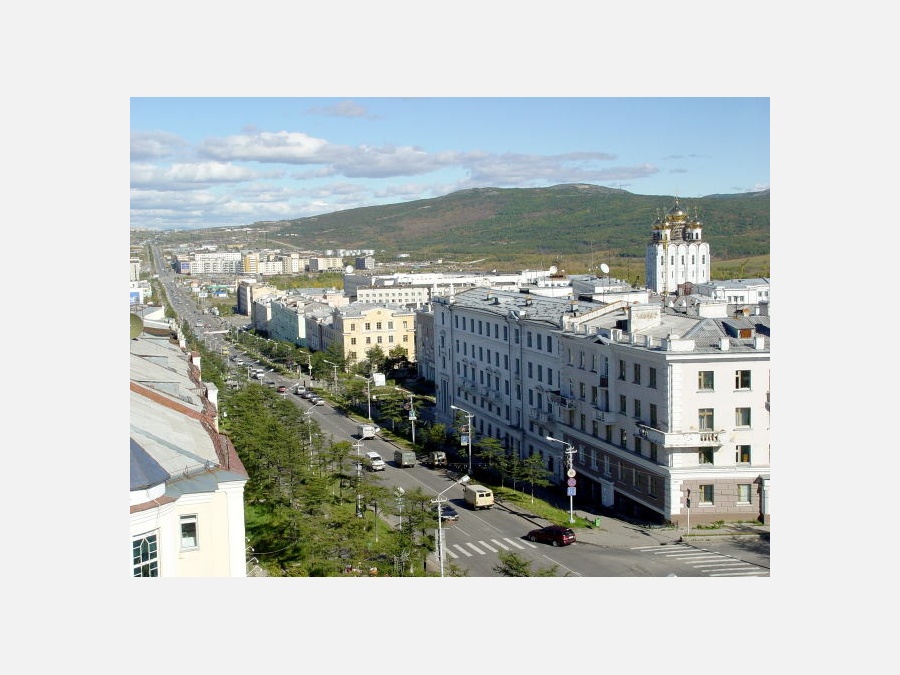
[529, 408, 551, 424]
[635, 423, 723, 447]
[593, 408, 619, 424]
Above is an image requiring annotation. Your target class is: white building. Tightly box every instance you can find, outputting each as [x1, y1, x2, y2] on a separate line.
[645, 199, 710, 295]
[431, 287, 770, 525]
[130, 322, 249, 576]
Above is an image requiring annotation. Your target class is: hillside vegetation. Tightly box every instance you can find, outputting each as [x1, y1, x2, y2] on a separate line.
[150, 184, 770, 281]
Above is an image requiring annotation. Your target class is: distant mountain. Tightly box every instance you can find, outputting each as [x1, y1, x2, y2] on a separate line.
[267, 184, 769, 268]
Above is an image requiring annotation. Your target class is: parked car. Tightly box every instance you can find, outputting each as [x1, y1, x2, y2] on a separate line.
[439, 503, 460, 522]
[526, 525, 576, 547]
[276, 385, 287, 393]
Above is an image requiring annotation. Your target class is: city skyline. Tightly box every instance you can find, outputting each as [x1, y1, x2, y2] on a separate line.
[131, 97, 769, 232]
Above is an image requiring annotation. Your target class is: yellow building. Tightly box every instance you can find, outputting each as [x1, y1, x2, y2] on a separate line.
[323, 303, 417, 365]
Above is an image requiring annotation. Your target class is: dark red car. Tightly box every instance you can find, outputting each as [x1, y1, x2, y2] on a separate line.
[527, 525, 576, 546]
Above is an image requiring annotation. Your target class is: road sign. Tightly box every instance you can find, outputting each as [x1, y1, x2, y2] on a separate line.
[567, 478, 576, 487]
[566, 487, 576, 496]
[566, 469, 576, 478]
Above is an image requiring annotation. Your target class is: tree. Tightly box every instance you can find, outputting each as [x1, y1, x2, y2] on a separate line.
[475, 436, 506, 483]
[518, 452, 552, 504]
[385, 345, 409, 373]
[364, 345, 387, 375]
[493, 550, 559, 577]
[423, 422, 447, 451]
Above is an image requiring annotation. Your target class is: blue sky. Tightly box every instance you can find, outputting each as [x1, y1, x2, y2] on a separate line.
[130, 97, 769, 231]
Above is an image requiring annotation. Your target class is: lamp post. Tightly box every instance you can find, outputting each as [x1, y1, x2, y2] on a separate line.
[356, 374, 373, 420]
[432, 474, 470, 577]
[450, 405, 474, 476]
[323, 359, 339, 392]
[396, 387, 416, 445]
[546, 436, 576, 524]
[305, 400, 323, 450]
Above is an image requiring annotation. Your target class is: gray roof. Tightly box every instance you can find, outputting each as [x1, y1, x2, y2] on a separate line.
[130, 438, 171, 491]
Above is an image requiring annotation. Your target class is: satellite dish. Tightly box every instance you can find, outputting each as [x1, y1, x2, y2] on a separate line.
[130, 313, 144, 339]
[548, 265, 558, 275]
[600, 263, 610, 274]
[345, 265, 354, 274]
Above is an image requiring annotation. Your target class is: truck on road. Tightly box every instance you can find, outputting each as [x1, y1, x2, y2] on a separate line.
[426, 450, 447, 467]
[394, 449, 416, 467]
[357, 423, 379, 440]
[463, 484, 494, 509]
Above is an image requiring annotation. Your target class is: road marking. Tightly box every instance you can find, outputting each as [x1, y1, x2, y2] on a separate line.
[465, 542, 486, 554]
[477, 540, 499, 553]
[445, 548, 459, 559]
[504, 537, 531, 549]
[492, 539, 511, 550]
[452, 544, 473, 557]
[709, 570, 768, 576]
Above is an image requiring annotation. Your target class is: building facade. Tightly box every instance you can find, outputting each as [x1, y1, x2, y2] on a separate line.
[130, 319, 249, 576]
[645, 199, 710, 295]
[431, 287, 770, 525]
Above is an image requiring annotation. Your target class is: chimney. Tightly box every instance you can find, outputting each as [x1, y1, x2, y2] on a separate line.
[719, 337, 730, 351]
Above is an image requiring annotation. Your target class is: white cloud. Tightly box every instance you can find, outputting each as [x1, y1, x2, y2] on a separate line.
[130, 162, 259, 189]
[198, 131, 330, 163]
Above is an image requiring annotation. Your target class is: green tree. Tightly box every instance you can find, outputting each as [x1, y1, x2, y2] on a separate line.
[364, 345, 387, 375]
[475, 436, 506, 483]
[518, 452, 552, 504]
[493, 550, 559, 577]
[423, 422, 447, 451]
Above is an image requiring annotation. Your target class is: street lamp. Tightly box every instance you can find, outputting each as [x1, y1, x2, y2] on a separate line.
[546, 436, 576, 524]
[356, 374, 373, 420]
[396, 387, 416, 445]
[432, 474, 470, 577]
[450, 405, 474, 476]
[305, 400, 324, 449]
[323, 359, 339, 391]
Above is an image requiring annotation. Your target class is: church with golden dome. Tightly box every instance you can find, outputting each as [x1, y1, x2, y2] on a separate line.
[645, 198, 710, 294]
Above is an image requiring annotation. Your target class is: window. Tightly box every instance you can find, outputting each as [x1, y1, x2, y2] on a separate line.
[649, 367, 657, 389]
[633, 363, 641, 384]
[619, 429, 628, 448]
[180, 515, 198, 549]
[633, 399, 641, 419]
[618, 359, 626, 380]
[388, 321, 393, 329]
[648, 477, 657, 497]
[649, 442, 658, 463]
[536, 334, 542, 350]
[737, 484, 752, 504]
[699, 448, 714, 464]
[700, 484, 714, 505]
[619, 395, 627, 414]
[364, 322, 371, 330]
[735, 370, 751, 389]
[546, 336, 553, 352]
[365, 337, 372, 344]
[735, 407, 751, 427]
[527, 332, 532, 348]
[736, 445, 751, 463]
[698, 371, 714, 391]
[698, 408, 714, 430]
[133, 533, 159, 577]
[377, 336, 383, 344]
[350, 337, 356, 345]
[649, 403, 658, 427]
[376, 321, 382, 330]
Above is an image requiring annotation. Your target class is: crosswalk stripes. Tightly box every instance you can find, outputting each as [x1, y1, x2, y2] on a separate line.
[444, 537, 537, 560]
[632, 543, 769, 577]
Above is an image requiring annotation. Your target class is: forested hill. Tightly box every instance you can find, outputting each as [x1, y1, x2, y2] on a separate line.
[269, 184, 769, 269]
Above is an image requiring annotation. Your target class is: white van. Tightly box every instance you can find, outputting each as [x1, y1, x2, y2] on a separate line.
[364, 451, 386, 471]
[463, 484, 494, 509]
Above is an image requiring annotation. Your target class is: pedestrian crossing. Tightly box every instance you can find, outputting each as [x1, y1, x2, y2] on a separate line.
[632, 543, 769, 577]
[443, 537, 539, 559]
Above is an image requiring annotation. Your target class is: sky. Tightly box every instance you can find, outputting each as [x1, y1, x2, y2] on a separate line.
[130, 97, 769, 231]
